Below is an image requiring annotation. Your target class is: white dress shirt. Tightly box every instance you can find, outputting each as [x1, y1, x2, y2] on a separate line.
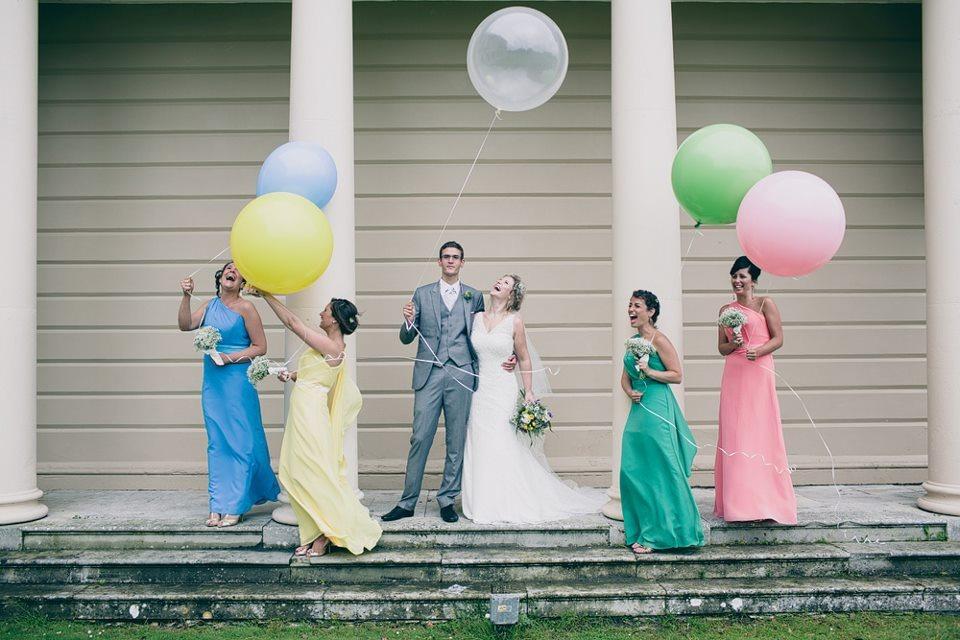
[439, 279, 461, 312]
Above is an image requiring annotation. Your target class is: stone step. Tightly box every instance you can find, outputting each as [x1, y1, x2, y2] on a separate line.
[18, 521, 269, 551]
[16, 514, 950, 552]
[707, 519, 950, 545]
[267, 517, 616, 550]
[16, 517, 616, 551]
[527, 576, 960, 618]
[3, 542, 959, 587]
[1, 576, 958, 621]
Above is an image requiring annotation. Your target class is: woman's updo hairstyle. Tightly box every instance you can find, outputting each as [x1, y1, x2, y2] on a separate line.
[631, 289, 661, 326]
[330, 298, 360, 336]
[730, 255, 761, 282]
[214, 261, 244, 297]
[505, 274, 526, 312]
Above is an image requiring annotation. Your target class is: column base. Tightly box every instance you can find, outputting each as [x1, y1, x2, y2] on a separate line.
[271, 492, 298, 526]
[0, 495, 48, 526]
[918, 480, 960, 517]
[602, 487, 623, 522]
[601, 499, 623, 521]
[270, 490, 365, 526]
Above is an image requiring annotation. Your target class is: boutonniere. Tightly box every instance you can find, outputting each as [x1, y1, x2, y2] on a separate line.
[463, 290, 473, 301]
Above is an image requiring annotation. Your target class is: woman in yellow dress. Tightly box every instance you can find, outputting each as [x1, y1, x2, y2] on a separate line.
[256, 291, 382, 557]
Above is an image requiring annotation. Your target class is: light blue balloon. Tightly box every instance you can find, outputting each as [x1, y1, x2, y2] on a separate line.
[256, 142, 338, 210]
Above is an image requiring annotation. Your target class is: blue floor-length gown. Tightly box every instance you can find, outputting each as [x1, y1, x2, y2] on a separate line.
[201, 297, 280, 514]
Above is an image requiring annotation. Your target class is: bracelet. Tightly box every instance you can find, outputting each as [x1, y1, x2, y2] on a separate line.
[225, 354, 233, 364]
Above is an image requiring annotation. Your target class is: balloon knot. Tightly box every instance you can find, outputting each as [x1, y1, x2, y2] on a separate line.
[694, 221, 702, 229]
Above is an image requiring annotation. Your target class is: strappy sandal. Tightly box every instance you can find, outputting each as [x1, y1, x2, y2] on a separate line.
[294, 544, 311, 557]
[205, 513, 221, 527]
[217, 514, 241, 528]
[631, 543, 653, 555]
[305, 537, 330, 558]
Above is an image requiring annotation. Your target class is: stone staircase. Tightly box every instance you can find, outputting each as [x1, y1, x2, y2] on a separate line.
[0, 487, 958, 621]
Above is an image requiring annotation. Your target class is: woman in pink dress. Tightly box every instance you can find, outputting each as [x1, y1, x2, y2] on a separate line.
[714, 256, 797, 524]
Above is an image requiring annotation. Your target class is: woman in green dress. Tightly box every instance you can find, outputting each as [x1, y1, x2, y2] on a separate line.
[619, 290, 704, 554]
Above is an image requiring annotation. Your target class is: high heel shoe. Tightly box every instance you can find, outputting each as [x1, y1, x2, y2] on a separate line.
[305, 536, 330, 558]
[217, 514, 241, 528]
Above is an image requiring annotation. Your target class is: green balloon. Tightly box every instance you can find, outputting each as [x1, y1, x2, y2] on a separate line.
[671, 124, 772, 225]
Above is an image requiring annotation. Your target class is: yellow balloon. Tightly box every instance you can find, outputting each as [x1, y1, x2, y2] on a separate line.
[230, 192, 334, 295]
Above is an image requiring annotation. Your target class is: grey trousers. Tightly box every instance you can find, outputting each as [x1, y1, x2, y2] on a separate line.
[398, 360, 475, 510]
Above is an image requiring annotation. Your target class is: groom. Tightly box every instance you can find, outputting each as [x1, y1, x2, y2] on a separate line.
[382, 241, 486, 523]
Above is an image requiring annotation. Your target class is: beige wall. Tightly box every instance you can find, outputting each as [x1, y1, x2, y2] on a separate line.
[36, 2, 924, 490]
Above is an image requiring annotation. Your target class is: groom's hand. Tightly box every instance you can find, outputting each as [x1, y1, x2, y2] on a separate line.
[402, 301, 415, 325]
[501, 354, 517, 372]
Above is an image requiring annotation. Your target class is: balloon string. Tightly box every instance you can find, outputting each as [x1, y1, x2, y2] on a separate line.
[633, 359, 879, 543]
[183, 246, 231, 298]
[710, 312, 882, 543]
[187, 246, 231, 279]
[678, 227, 705, 273]
[633, 379, 796, 477]
[282, 343, 307, 367]
[401, 317, 561, 393]
[401, 108, 503, 393]
[413, 108, 502, 290]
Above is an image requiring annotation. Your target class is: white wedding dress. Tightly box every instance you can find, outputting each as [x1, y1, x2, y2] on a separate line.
[461, 313, 607, 525]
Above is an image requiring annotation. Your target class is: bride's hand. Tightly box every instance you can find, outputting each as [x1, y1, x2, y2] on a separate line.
[524, 391, 537, 404]
[502, 354, 517, 372]
[243, 285, 263, 298]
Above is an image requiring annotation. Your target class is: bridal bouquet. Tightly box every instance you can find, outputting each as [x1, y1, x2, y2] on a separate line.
[718, 307, 748, 341]
[625, 337, 656, 378]
[246, 355, 287, 386]
[511, 391, 553, 441]
[193, 326, 224, 365]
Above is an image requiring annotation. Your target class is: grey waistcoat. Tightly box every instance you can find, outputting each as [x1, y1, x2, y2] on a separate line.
[435, 293, 471, 366]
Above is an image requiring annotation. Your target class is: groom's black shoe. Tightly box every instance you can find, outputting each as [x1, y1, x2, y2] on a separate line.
[440, 505, 460, 523]
[381, 506, 414, 522]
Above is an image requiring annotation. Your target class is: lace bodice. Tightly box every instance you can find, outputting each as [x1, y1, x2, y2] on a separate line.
[470, 313, 516, 385]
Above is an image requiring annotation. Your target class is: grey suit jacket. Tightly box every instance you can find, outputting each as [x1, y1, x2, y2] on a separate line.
[400, 282, 485, 391]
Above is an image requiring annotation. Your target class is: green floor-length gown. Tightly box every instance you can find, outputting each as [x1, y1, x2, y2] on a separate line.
[619, 344, 704, 550]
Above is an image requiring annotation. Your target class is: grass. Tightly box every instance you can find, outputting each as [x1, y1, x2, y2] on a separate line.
[0, 613, 958, 640]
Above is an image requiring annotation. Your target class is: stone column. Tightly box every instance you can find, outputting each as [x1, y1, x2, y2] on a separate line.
[918, 0, 960, 517]
[0, 0, 45, 526]
[604, 0, 683, 521]
[274, 0, 359, 524]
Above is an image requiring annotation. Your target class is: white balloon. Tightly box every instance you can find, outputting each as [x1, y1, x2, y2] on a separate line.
[467, 7, 568, 112]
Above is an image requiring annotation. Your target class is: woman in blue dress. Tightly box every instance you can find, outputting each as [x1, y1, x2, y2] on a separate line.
[178, 262, 280, 527]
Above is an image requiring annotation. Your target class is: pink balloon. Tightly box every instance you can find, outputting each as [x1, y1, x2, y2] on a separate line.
[736, 171, 846, 277]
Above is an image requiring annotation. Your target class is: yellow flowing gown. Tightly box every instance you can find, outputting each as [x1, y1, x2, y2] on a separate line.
[279, 349, 382, 554]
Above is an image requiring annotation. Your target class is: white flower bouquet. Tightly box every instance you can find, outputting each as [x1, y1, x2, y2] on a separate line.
[718, 307, 748, 341]
[625, 337, 656, 378]
[193, 326, 224, 365]
[511, 391, 553, 442]
[246, 355, 287, 386]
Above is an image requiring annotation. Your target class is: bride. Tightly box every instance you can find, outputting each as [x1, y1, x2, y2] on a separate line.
[461, 274, 607, 524]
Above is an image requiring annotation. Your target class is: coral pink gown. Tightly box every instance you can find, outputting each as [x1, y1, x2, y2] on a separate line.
[714, 302, 797, 524]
